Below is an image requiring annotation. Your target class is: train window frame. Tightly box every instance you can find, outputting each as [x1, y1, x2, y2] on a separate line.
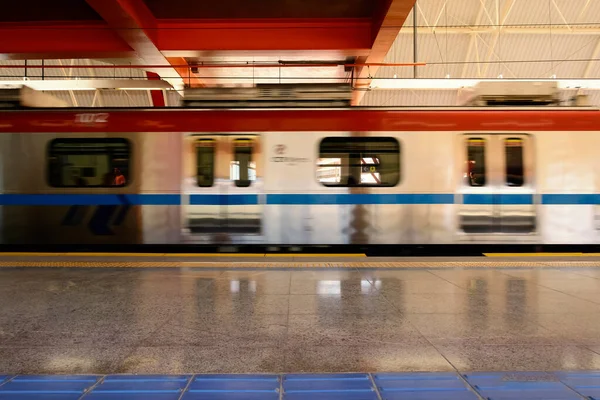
[466, 137, 487, 187]
[504, 137, 525, 187]
[196, 139, 215, 188]
[317, 136, 401, 188]
[231, 138, 256, 188]
[47, 138, 131, 188]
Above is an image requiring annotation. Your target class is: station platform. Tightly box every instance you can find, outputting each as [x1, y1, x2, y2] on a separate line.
[2, 253, 600, 398]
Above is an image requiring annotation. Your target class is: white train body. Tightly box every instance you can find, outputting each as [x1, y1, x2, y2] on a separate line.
[0, 107, 598, 247]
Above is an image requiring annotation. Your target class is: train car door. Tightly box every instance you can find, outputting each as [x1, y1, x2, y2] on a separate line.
[459, 136, 494, 233]
[496, 135, 536, 233]
[458, 134, 536, 235]
[185, 134, 262, 243]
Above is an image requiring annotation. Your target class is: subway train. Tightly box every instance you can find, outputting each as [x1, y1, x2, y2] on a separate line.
[0, 103, 600, 248]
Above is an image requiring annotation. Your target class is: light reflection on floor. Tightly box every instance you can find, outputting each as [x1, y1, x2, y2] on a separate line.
[1, 266, 600, 373]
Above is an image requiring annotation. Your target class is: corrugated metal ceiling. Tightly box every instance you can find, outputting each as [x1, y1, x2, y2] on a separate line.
[363, 0, 600, 106]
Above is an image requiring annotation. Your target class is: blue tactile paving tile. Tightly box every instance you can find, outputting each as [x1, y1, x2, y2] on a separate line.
[283, 373, 378, 400]
[0, 371, 598, 399]
[463, 372, 582, 400]
[85, 375, 191, 400]
[374, 372, 479, 400]
[0, 395, 85, 400]
[557, 371, 600, 399]
[0, 375, 99, 400]
[183, 374, 280, 400]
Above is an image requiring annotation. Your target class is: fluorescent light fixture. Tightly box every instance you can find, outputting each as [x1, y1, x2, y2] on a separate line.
[369, 79, 600, 90]
[0, 79, 173, 91]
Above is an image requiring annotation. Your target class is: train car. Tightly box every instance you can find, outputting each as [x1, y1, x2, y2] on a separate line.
[0, 106, 599, 247]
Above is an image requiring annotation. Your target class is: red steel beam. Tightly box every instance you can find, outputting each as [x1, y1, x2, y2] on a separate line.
[0, 18, 372, 60]
[156, 19, 372, 53]
[0, 63, 425, 69]
[146, 71, 166, 106]
[166, 57, 205, 88]
[84, 0, 189, 87]
[352, 0, 417, 105]
[0, 22, 133, 58]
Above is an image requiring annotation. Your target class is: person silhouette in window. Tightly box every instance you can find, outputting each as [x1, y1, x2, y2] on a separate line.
[113, 168, 126, 186]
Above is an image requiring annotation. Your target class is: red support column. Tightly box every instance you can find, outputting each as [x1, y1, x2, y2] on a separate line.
[146, 71, 166, 107]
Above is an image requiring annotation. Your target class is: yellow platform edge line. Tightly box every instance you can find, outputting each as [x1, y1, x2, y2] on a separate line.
[264, 253, 366, 257]
[1, 252, 68, 256]
[484, 253, 586, 257]
[0, 261, 599, 268]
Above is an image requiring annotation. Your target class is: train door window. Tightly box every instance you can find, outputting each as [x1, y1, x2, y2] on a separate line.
[47, 138, 130, 187]
[318, 137, 400, 187]
[196, 139, 215, 187]
[467, 138, 486, 186]
[505, 138, 524, 187]
[231, 138, 256, 187]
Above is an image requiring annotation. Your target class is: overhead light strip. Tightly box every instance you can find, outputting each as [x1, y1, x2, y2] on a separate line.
[0, 80, 174, 91]
[368, 79, 600, 90]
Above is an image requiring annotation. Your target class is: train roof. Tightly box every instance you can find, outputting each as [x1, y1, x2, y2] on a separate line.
[1, 107, 600, 133]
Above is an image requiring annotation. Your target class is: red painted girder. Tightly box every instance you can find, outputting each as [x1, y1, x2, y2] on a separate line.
[146, 71, 166, 106]
[155, 18, 372, 51]
[352, 0, 417, 105]
[0, 62, 424, 69]
[85, 0, 186, 86]
[0, 109, 598, 133]
[0, 22, 133, 57]
[0, 18, 372, 58]
[166, 57, 204, 87]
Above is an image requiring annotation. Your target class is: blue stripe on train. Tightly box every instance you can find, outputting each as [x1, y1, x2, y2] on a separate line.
[0, 193, 598, 205]
[542, 194, 600, 205]
[462, 194, 533, 205]
[190, 194, 258, 205]
[266, 194, 454, 205]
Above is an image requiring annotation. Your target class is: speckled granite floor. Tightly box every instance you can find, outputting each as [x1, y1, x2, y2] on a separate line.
[2, 266, 600, 374]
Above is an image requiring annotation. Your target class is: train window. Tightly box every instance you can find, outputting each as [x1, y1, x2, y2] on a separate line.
[467, 138, 486, 186]
[505, 138, 524, 187]
[318, 137, 400, 187]
[47, 138, 130, 188]
[231, 138, 256, 187]
[196, 139, 215, 187]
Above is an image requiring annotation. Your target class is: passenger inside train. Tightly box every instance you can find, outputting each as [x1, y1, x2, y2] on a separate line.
[112, 168, 126, 186]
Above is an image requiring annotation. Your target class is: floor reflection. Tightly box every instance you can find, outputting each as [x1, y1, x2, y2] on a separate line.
[3, 266, 600, 373]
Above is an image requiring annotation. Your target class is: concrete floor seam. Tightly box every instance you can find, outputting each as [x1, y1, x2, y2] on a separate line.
[365, 271, 462, 375]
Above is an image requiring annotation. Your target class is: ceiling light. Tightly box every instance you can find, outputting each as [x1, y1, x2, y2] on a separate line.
[0, 79, 174, 91]
[368, 79, 600, 91]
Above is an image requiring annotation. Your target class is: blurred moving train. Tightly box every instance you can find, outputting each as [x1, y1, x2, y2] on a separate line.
[0, 83, 600, 246]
